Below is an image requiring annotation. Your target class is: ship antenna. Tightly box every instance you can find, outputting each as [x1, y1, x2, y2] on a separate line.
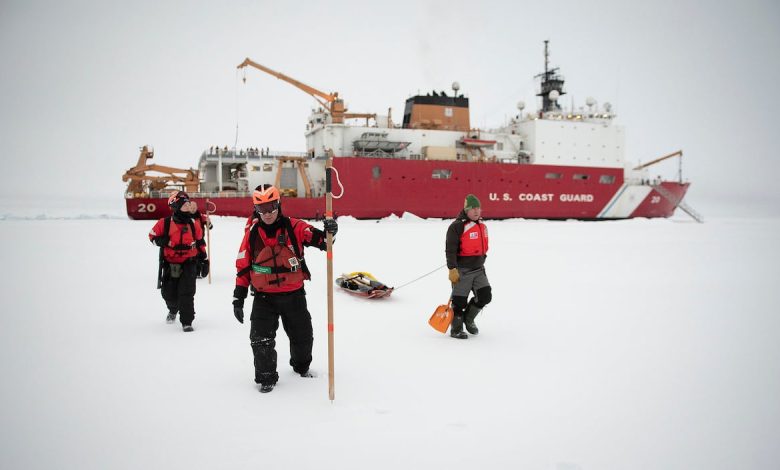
[544, 39, 549, 76]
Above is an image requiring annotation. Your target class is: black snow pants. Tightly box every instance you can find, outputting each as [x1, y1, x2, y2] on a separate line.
[160, 259, 198, 326]
[249, 288, 313, 386]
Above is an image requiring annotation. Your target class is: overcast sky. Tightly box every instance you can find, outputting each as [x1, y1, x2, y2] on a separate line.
[1, 0, 778, 216]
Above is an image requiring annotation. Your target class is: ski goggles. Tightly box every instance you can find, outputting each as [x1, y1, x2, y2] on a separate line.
[254, 201, 279, 215]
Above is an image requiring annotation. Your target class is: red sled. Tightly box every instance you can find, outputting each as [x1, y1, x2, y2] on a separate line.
[336, 272, 394, 299]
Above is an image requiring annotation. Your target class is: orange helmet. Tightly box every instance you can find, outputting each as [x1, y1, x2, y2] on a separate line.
[252, 184, 280, 205]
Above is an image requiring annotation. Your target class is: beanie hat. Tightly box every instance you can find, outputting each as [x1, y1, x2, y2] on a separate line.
[464, 194, 481, 210]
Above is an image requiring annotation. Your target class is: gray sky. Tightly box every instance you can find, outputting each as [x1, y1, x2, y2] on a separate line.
[1, 0, 778, 216]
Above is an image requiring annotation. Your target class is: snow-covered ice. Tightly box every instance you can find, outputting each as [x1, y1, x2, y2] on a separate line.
[1, 207, 778, 470]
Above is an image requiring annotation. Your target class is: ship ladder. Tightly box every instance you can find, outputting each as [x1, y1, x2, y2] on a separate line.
[651, 184, 704, 223]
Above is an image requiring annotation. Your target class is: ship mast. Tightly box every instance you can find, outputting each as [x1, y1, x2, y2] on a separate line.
[535, 40, 566, 113]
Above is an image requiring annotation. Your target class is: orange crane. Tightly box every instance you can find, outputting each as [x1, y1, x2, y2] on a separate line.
[122, 146, 200, 196]
[237, 58, 375, 125]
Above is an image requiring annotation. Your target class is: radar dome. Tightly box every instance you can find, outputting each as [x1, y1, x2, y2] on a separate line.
[549, 90, 560, 101]
[517, 101, 526, 111]
[586, 97, 595, 107]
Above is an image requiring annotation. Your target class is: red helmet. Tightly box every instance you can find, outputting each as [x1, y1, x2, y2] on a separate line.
[252, 184, 280, 205]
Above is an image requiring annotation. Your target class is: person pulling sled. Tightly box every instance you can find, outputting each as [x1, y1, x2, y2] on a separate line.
[445, 194, 492, 339]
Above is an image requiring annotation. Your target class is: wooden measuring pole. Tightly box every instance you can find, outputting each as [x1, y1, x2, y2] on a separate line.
[206, 199, 213, 284]
[325, 157, 335, 401]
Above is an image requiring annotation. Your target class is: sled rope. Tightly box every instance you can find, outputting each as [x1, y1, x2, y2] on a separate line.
[394, 264, 447, 291]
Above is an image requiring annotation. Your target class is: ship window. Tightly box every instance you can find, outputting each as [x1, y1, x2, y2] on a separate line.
[432, 169, 452, 180]
[599, 175, 616, 184]
[573, 174, 589, 180]
[545, 172, 562, 179]
[372, 166, 381, 179]
[497, 142, 504, 151]
[263, 164, 273, 171]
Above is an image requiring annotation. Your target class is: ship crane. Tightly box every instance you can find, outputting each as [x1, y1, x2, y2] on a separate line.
[633, 149, 684, 182]
[237, 58, 375, 125]
[122, 145, 199, 196]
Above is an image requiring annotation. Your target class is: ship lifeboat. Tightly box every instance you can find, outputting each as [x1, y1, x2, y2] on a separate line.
[460, 137, 497, 147]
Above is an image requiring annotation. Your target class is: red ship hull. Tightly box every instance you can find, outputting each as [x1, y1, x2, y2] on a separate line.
[126, 157, 689, 220]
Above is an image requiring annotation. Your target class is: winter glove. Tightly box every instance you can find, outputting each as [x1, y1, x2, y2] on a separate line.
[153, 236, 169, 247]
[323, 218, 338, 235]
[448, 268, 460, 284]
[198, 259, 210, 278]
[233, 286, 248, 324]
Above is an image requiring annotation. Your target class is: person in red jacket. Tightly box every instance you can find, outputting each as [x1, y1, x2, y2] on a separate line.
[445, 194, 492, 339]
[148, 191, 209, 332]
[232, 184, 338, 393]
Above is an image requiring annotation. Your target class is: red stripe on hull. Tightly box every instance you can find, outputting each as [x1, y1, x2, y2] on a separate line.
[125, 157, 688, 220]
[629, 182, 690, 218]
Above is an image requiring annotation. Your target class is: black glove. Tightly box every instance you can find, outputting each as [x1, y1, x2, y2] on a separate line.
[199, 258, 210, 278]
[323, 218, 338, 235]
[154, 236, 169, 247]
[233, 286, 248, 324]
[233, 305, 244, 323]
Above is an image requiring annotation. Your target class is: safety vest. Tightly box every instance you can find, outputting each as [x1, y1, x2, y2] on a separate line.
[248, 220, 310, 292]
[458, 221, 488, 257]
[158, 216, 203, 263]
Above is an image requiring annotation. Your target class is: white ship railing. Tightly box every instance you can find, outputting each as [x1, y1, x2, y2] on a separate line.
[143, 190, 254, 199]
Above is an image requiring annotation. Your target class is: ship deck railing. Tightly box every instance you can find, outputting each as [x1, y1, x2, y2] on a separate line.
[138, 190, 254, 199]
[200, 150, 309, 161]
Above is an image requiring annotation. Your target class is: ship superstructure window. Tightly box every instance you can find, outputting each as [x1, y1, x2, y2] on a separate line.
[599, 175, 616, 184]
[432, 169, 452, 180]
[545, 172, 562, 179]
[573, 174, 589, 180]
[372, 166, 381, 179]
[263, 164, 273, 171]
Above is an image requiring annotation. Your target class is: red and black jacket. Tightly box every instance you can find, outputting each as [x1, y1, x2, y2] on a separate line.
[445, 209, 488, 270]
[149, 215, 207, 264]
[235, 216, 327, 294]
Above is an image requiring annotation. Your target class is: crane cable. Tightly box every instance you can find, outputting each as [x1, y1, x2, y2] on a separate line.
[234, 69, 241, 149]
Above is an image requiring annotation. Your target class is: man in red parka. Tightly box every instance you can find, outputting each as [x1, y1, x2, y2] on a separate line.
[445, 194, 492, 339]
[149, 191, 209, 332]
[232, 184, 337, 393]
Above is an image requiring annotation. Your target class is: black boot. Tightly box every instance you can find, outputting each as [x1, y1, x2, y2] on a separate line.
[464, 301, 481, 335]
[166, 310, 177, 324]
[450, 315, 468, 339]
